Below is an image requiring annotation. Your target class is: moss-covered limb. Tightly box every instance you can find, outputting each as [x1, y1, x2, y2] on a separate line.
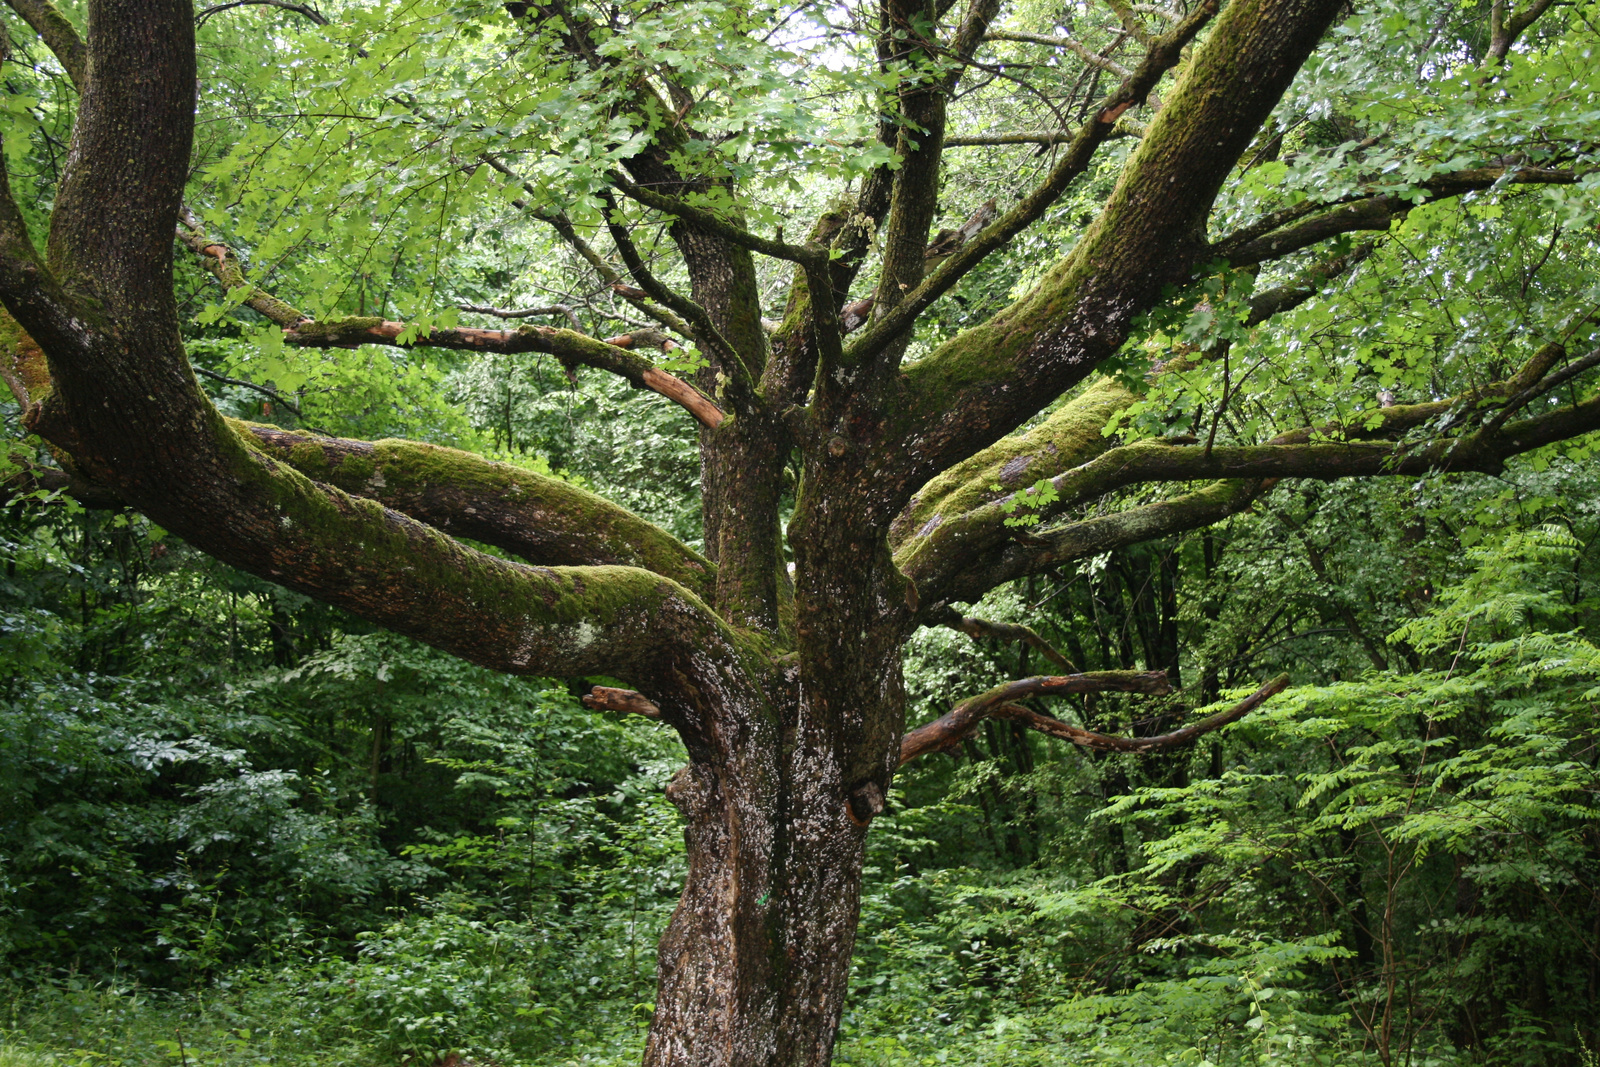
[4, 0, 86, 88]
[176, 222, 308, 328]
[922, 389, 1600, 608]
[889, 376, 1136, 549]
[283, 315, 724, 429]
[1216, 167, 1586, 267]
[911, 672, 1291, 761]
[891, 243, 1376, 550]
[928, 479, 1268, 611]
[881, 0, 1345, 516]
[239, 422, 716, 602]
[843, 0, 1218, 368]
[899, 669, 1172, 764]
[903, 383, 1600, 607]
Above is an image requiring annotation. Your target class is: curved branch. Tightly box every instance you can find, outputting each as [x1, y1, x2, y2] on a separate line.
[1214, 167, 1587, 267]
[3, 0, 85, 88]
[283, 315, 724, 429]
[241, 423, 716, 600]
[935, 608, 1079, 671]
[926, 478, 1270, 609]
[195, 0, 327, 27]
[899, 669, 1173, 764]
[175, 227, 723, 429]
[900, 671, 1290, 765]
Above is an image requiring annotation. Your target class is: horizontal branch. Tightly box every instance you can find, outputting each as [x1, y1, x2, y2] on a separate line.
[899, 669, 1172, 763]
[985, 29, 1132, 77]
[901, 329, 1600, 609]
[241, 422, 716, 600]
[993, 672, 1290, 753]
[1214, 167, 1587, 267]
[899, 672, 1289, 765]
[945, 124, 1143, 148]
[283, 316, 723, 429]
[925, 478, 1270, 608]
[459, 301, 584, 330]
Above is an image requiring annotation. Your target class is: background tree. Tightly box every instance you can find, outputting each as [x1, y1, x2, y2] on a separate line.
[0, 0, 1597, 1064]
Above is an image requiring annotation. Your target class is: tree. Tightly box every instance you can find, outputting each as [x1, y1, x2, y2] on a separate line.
[1, 0, 1596, 1063]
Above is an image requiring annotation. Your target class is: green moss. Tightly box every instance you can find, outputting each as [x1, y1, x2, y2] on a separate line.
[290, 316, 385, 344]
[895, 376, 1135, 545]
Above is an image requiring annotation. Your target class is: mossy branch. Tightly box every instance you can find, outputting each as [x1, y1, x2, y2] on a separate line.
[4, 0, 86, 88]
[241, 422, 716, 601]
[1214, 167, 1589, 267]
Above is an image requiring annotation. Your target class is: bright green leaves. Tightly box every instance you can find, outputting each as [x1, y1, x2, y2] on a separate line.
[991, 477, 1061, 526]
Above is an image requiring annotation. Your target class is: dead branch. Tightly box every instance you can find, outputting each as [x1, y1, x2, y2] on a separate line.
[899, 669, 1171, 764]
[582, 686, 662, 718]
[939, 610, 1079, 672]
[899, 671, 1290, 764]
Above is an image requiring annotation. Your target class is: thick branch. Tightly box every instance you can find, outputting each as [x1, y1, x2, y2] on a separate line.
[926, 478, 1270, 609]
[898, 669, 1173, 763]
[891, 241, 1372, 553]
[241, 423, 716, 600]
[1215, 168, 1586, 267]
[3, 0, 86, 88]
[843, 0, 1219, 369]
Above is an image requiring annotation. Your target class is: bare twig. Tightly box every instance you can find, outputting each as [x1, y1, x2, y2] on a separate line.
[195, 0, 327, 26]
[460, 302, 584, 331]
[941, 610, 1079, 672]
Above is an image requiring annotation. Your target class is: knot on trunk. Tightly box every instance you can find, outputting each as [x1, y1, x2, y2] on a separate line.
[845, 780, 885, 826]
